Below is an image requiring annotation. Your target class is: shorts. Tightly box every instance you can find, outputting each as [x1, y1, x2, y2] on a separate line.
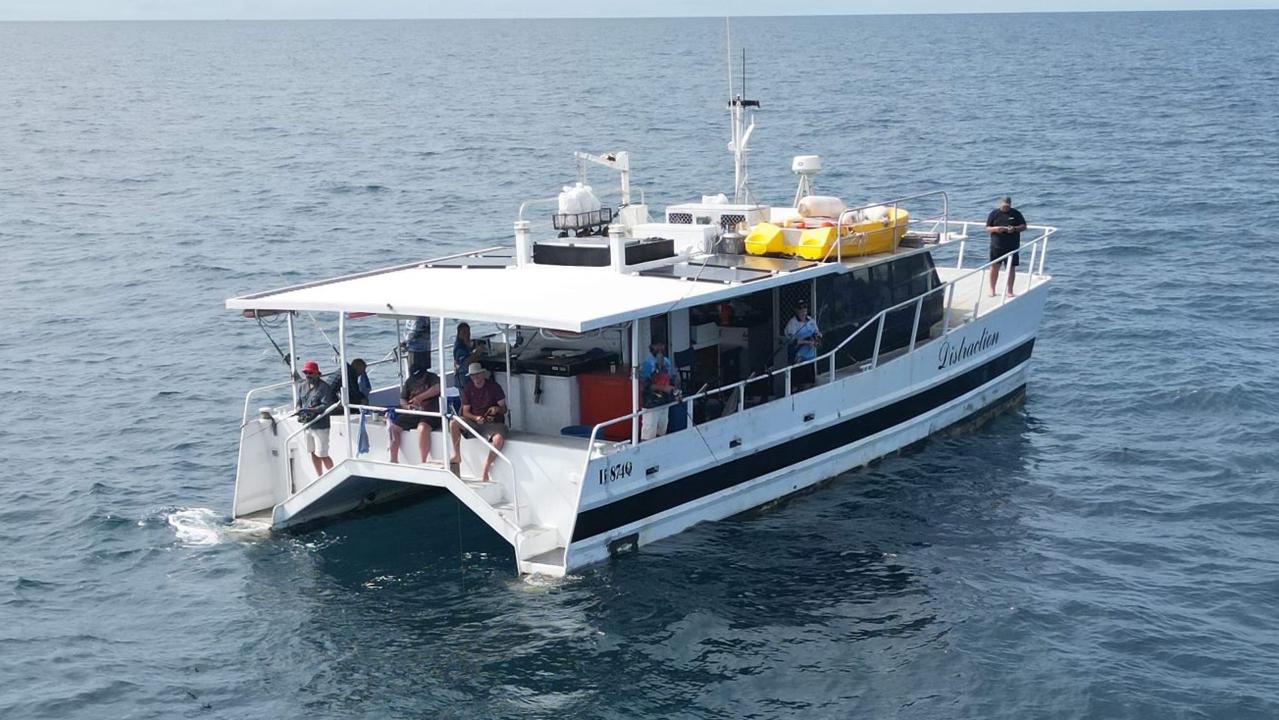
[304, 427, 330, 457]
[474, 421, 505, 441]
[640, 406, 670, 441]
[395, 413, 441, 432]
[990, 238, 1020, 267]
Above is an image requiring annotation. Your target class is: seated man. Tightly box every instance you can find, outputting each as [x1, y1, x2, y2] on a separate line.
[296, 360, 336, 476]
[346, 358, 371, 406]
[449, 363, 507, 482]
[640, 340, 679, 441]
[390, 365, 441, 464]
[784, 299, 822, 390]
[331, 358, 371, 410]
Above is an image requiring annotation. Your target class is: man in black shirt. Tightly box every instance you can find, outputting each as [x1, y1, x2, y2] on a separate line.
[986, 196, 1028, 297]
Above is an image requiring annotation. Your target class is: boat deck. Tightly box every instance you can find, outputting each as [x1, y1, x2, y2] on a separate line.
[938, 265, 1039, 322]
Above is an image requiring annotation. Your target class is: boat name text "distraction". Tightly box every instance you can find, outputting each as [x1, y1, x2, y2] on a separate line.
[937, 327, 1000, 370]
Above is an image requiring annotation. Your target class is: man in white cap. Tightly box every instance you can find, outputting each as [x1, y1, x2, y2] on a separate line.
[449, 362, 507, 482]
[985, 196, 1028, 297]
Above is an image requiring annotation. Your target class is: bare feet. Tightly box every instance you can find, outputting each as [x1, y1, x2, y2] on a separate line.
[448, 456, 460, 466]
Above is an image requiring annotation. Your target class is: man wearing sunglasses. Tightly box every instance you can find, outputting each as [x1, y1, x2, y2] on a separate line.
[297, 360, 337, 477]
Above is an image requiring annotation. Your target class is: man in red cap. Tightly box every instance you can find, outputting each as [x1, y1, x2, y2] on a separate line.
[297, 360, 337, 477]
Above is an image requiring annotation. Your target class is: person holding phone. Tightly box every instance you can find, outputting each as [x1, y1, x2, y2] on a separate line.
[986, 196, 1028, 297]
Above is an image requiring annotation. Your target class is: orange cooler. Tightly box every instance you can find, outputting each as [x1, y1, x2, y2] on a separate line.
[578, 371, 634, 441]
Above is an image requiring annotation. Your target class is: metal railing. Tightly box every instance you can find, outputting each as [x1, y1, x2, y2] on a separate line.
[580, 220, 1058, 459]
[824, 191, 950, 264]
[240, 379, 294, 428]
[280, 401, 341, 496]
[343, 403, 522, 530]
[518, 186, 647, 225]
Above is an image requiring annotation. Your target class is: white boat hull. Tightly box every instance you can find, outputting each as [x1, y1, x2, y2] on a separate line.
[563, 280, 1046, 573]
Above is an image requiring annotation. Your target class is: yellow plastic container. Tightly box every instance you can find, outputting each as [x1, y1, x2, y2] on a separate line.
[790, 226, 838, 260]
[743, 222, 785, 256]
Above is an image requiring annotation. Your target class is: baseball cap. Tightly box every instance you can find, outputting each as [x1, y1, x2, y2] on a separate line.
[302, 360, 320, 375]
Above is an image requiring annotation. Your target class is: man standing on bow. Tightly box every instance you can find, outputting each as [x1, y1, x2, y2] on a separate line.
[986, 196, 1028, 297]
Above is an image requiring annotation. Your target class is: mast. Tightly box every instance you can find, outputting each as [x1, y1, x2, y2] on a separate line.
[725, 21, 759, 204]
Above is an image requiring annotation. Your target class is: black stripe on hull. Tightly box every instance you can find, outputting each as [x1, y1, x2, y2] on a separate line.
[571, 338, 1035, 542]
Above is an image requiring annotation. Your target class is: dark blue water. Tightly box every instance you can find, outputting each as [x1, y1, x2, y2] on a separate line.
[3, 11, 1279, 719]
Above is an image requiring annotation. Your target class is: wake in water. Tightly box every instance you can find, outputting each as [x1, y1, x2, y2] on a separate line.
[163, 507, 272, 546]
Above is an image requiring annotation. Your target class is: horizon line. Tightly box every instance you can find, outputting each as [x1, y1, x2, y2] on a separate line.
[3, 7, 1277, 23]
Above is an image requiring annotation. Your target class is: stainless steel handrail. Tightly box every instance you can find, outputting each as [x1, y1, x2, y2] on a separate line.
[240, 380, 294, 428]
[344, 403, 522, 530]
[835, 191, 950, 264]
[280, 401, 342, 496]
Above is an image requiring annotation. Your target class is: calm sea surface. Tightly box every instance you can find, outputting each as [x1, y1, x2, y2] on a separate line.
[3, 11, 1279, 719]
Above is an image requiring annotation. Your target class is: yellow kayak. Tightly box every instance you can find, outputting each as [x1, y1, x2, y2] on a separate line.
[743, 208, 909, 260]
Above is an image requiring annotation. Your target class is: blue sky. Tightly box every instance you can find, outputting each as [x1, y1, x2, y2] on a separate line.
[3, 0, 1277, 21]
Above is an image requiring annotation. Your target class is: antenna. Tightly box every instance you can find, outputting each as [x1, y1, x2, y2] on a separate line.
[724, 19, 760, 205]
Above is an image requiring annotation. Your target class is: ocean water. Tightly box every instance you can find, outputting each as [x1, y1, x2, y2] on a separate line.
[3, 10, 1279, 719]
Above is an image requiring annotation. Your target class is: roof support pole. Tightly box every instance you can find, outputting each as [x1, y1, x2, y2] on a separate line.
[395, 317, 405, 387]
[502, 325, 513, 431]
[437, 316, 449, 467]
[438, 314, 451, 450]
[514, 220, 532, 267]
[287, 313, 298, 406]
[631, 319, 640, 445]
[437, 315, 446, 390]
[338, 311, 353, 459]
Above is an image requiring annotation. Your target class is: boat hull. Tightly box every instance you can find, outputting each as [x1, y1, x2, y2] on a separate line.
[564, 280, 1046, 572]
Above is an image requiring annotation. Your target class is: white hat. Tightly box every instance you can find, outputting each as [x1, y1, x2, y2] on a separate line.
[467, 362, 486, 376]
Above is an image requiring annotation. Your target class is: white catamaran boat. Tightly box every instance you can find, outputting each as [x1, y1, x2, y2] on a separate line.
[227, 77, 1058, 577]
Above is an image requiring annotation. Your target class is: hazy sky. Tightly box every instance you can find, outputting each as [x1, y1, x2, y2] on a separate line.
[2, 0, 1277, 21]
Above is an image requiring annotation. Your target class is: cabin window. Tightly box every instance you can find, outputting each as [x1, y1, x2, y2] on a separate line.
[869, 264, 895, 309]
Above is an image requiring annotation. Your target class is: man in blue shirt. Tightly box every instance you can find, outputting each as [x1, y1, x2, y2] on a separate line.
[639, 340, 679, 441]
[986, 196, 1028, 297]
[784, 300, 822, 389]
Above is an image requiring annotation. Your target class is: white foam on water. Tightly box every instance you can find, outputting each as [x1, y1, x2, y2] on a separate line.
[166, 507, 227, 546]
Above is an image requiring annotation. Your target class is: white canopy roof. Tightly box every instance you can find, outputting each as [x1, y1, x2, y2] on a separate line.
[226, 259, 840, 332]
